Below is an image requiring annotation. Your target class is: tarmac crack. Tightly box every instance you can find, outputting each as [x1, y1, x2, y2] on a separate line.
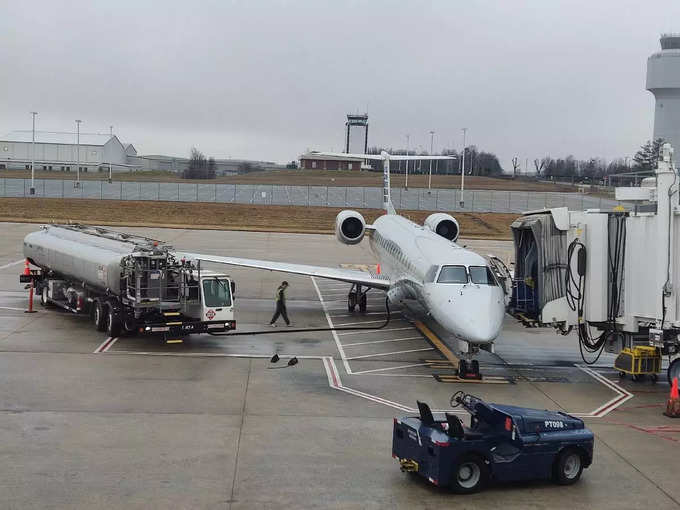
[228, 357, 252, 509]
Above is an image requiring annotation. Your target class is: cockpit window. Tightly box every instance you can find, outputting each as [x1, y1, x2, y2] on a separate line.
[437, 265, 468, 284]
[469, 266, 498, 286]
[424, 265, 439, 283]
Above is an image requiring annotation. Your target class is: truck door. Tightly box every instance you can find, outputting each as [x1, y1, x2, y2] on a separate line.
[200, 277, 234, 322]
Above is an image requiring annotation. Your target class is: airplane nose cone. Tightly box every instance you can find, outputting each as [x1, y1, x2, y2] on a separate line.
[427, 285, 504, 344]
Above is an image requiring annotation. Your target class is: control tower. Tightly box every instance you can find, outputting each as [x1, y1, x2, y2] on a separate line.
[647, 34, 680, 150]
[345, 114, 368, 154]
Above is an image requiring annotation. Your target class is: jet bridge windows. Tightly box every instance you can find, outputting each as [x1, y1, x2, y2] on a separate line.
[437, 265, 468, 284]
[469, 266, 499, 286]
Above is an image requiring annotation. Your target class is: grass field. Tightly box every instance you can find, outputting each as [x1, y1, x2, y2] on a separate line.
[0, 198, 516, 239]
[0, 168, 575, 192]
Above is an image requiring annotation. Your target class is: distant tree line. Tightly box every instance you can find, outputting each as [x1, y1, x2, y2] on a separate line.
[366, 145, 503, 176]
[183, 148, 216, 179]
[534, 138, 665, 182]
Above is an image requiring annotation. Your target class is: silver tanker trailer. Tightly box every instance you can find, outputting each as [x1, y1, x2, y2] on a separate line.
[21, 224, 236, 338]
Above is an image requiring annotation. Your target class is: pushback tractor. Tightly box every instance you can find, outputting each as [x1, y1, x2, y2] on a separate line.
[21, 224, 235, 338]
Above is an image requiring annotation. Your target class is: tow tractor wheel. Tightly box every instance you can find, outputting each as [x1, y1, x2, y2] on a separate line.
[451, 455, 487, 494]
[554, 449, 583, 485]
[105, 301, 122, 337]
[359, 293, 367, 313]
[668, 358, 680, 385]
[348, 294, 357, 312]
[93, 299, 107, 332]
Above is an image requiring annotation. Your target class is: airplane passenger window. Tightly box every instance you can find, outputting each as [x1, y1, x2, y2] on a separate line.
[437, 265, 468, 283]
[469, 266, 498, 286]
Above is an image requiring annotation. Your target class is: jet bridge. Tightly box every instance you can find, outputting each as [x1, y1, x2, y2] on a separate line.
[509, 143, 680, 384]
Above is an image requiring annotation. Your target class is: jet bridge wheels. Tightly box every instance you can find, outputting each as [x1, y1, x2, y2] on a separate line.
[669, 358, 680, 385]
[347, 284, 368, 313]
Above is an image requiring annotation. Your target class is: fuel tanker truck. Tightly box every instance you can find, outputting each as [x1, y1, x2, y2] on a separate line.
[21, 224, 236, 338]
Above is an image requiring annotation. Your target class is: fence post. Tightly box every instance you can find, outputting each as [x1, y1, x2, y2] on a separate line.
[100, 180, 103, 199]
[42, 179, 45, 197]
[62, 179, 65, 198]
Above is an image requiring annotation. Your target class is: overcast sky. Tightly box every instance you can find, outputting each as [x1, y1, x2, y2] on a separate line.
[2, 0, 680, 171]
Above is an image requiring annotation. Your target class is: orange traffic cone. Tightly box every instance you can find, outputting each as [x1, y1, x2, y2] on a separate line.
[665, 377, 680, 418]
[23, 259, 30, 276]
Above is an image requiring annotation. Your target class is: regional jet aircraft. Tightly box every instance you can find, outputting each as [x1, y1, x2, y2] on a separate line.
[180, 151, 506, 377]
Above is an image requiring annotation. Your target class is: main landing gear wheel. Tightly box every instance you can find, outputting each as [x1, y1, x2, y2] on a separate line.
[348, 294, 357, 312]
[40, 286, 50, 307]
[347, 284, 367, 313]
[359, 293, 367, 313]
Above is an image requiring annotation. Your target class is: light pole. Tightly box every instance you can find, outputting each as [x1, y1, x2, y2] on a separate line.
[108, 125, 113, 183]
[460, 128, 467, 207]
[405, 134, 410, 190]
[428, 130, 435, 192]
[30, 111, 37, 195]
[75, 120, 81, 188]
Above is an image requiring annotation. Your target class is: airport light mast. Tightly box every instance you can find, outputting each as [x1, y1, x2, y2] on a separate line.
[30, 111, 37, 196]
[75, 119, 82, 189]
[460, 127, 467, 207]
[405, 134, 410, 190]
[428, 130, 435, 191]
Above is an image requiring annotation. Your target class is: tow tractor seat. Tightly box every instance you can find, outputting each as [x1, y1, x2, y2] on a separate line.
[445, 413, 483, 440]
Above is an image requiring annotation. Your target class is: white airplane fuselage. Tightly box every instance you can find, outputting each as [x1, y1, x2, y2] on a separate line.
[367, 214, 505, 346]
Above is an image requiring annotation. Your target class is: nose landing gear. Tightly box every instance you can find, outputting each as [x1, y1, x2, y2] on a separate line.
[458, 345, 482, 380]
[348, 283, 368, 313]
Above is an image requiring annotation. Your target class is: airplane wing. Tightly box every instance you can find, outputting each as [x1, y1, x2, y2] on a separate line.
[388, 155, 456, 161]
[177, 252, 392, 290]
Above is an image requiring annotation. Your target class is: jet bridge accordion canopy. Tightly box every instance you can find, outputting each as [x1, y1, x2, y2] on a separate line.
[510, 213, 567, 318]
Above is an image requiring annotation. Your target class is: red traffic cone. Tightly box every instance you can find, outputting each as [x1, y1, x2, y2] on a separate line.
[665, 377, 680, 418]
[23, 259, 30, 276]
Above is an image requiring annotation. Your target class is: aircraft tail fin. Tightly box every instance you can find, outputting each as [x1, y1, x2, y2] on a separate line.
[382, 154, 396, 214]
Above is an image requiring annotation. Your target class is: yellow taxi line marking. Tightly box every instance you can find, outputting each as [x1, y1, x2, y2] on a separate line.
[414, 321, 460, 365]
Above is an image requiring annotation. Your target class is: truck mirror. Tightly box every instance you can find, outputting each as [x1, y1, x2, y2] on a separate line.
[231, 281, 236, 294]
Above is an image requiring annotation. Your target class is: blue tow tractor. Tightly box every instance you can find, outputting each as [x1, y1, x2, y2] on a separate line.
[392, 392, 594, 493]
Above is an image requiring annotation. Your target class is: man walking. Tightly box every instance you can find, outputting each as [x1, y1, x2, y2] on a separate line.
[270, 281, 290, 327]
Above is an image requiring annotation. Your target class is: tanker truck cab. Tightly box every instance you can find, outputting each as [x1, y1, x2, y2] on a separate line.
[196, 271, 235, 324]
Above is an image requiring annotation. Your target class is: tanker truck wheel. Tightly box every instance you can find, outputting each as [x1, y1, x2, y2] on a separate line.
[93, 299, 107, 332]
[106, 302, 122, 337]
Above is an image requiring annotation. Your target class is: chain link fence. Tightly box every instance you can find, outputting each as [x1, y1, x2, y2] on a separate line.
[0, 178, 619, 213]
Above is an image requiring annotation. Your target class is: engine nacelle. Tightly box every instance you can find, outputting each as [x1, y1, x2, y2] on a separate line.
[424, 213, 460, 242]
[335, 210, 366, 245]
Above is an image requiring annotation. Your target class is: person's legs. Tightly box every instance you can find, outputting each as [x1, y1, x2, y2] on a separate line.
[270, 306, 281, 325]
[281, 305, 290, 326]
